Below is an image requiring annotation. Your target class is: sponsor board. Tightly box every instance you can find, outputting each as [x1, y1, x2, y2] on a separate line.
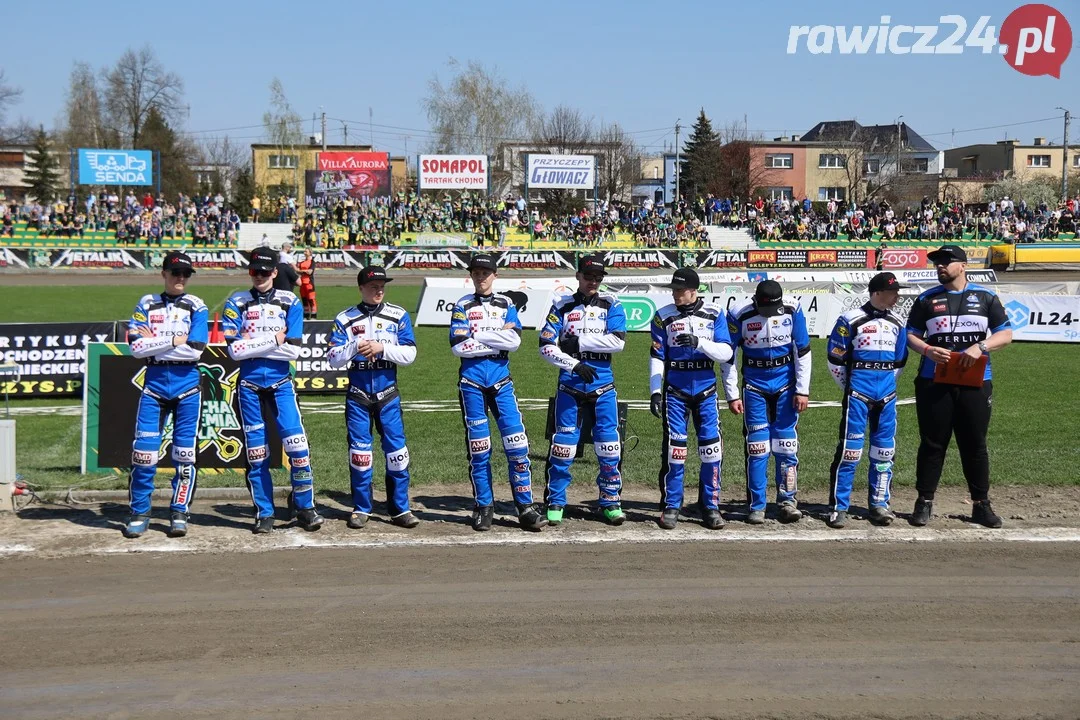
[418, 155, 489, 189]
[308, 152, 392, 202]
[0, 323, 117, 397]
[77, 148, 153, 186]
[526, 154, 596, 189]
[51, 248, 144, 269]
[496, 251, 576, 271]
[748, 249, 870, 269]
[877, 248, 927, 269]
[384, 251, 468, 270]
[602, 250, 678, 270]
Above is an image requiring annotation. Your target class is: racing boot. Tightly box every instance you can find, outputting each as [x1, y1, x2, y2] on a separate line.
[910, 497, 933, 527]
[657, 507, 679, 530]
[777, 501, 803, 524]
[122, 514, 151, 539]
[253, 517, 274, 534]
[347, 512, 369, 529]
[471, 505, 494, 532]
[868, 505, 896, 527]
[391, 510, 420, 529]
[288, 491, 323, 531]
[701, 508, 726, 530]
[546, 505, 565, 526]
[516, 503, 548, 532]
[971, 499, 1003, 529]
[826, 510, 847, 529]
[167, 511, 189, 538]
[601, 505, 626, 526]
[746, 509, 766, 525]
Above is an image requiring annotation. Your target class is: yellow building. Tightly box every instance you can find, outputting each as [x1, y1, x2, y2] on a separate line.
[945, 138, 1080, 179]
[250, 143, 408, 211]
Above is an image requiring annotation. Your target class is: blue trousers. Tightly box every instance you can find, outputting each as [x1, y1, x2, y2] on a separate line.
[659, 386, 723, 510]
[128, 385, 201, 515]
[238, 379, 315, 520]
[544, 383, 622, 508]
[742, 383, 800, 511]
[829, 391, 896, 512]
[346, 389, 411, 516]
[458, 377, 533, 508]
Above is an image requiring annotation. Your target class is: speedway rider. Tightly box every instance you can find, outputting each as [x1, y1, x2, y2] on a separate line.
[721, 280, 812, 524]
[327, 266, 421, 530]
[825, 272, 910, 529]
[123, 251, 208, 539]
[649, 267, 734, 530]
[449, 254, 547, 532]
[223, 246, 323, 534]
[539, 254, 627, 526]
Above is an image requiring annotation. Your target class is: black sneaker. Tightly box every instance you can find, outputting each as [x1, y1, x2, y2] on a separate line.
[253, 517, 274, 534]
[347, 512, 369, 529]
[296, 507, 324, 532]
[868, 506, 896, 527]
[971, 499, 1003, 528]
[516, 504, 548, 532]
[391, 511, 420, 529]
[910, 497, 933, 527]
[167, 511, 188, 538]
[471, 505, 494, 532]
[701, 509, 726, 530]
[826, 510, 847, 529]
[658, 507, 679, 530]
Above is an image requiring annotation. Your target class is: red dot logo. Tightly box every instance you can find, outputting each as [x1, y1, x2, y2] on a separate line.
[1000, 4, 1072, 78]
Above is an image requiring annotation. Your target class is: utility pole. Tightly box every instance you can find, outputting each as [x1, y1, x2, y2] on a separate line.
[674, 119, 681, 207]
[342, 121, 348, 145]
[896, 115, 904, 176]
[369, 107, 374, 148]
[321, 111, 327, 152]
[1057, 107, 1071, 200]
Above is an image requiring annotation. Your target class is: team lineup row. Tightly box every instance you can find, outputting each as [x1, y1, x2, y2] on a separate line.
[121, 244, 1013, 538]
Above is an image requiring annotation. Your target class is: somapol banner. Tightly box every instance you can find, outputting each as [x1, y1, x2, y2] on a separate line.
[418, 155, 488, 189]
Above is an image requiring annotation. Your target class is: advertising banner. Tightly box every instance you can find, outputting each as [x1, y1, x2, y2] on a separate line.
[77, 149, 153, 186]
[999, 294, 1080, 342]
[82, 343, 284, 474]
[526, 155, 596, 189]
[1, 322, 116, 397]
[747, 249, 869, 269]
[0, 248, 30, 269]
[50, 248, 146, 270]
[292, 320, 350, 393]
[875, 248, 928, 270]
[418, 155, 488, 189]
[416, 277, 576, 329]
[144, 248, 248, 271]
[309, 151, 392, 201]
[495, 251, 576, 271]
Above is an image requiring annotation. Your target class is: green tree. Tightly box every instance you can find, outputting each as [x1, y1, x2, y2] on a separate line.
[23, 126, 60, 203]
[231, 165, 257, 219]
[679, 109, 722, 202]
[136, 106, 196, 197]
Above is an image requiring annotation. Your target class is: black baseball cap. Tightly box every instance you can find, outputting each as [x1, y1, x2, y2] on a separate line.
[468, 254, 497, 272]
[357, 265, 393, 285]
[162, 251, 195, 274]
[664, 267, 699, 290]
[248, 246, 279, 271]
[927, 245, 968, 264]
[578, 254, 607, 276]
[868, 271, 910, 293]
[754, 279, 785, 317]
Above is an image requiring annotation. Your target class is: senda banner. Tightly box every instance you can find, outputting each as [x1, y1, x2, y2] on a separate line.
[418, 155, 488, 189]
[77, 149, 153, 186]
[315, 151, 391, 198]
[526, 154, 595, 189]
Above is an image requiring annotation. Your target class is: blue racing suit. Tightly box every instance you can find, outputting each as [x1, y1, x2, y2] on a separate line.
[327, 301, 417, 517]
[721, 300, 812, 511]
[126, 292, 208, 516]
[650, 299, 734, 511]
[826, 302, 908, 512]
[539, 291, 627, 508]
[223, 288, 314, 521]
[449, 293, 532, 509]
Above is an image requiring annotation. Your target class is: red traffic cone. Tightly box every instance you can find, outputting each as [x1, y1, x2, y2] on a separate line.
[209, 313, 225, 344]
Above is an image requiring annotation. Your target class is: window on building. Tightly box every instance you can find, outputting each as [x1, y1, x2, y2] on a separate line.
[818, 154, 846, 169]
[901, 157, 929, 173]
[818, 186, 846, 201]
[863, 159, 881, 175]
[1073, 155, 1080, 168]
[268, 154, 299, 169]
[1027, 154, 1051, 168]
[765, 153, 793, 169]
[767, 187, 793, 201]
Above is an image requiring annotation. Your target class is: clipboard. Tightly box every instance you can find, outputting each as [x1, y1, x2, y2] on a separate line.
[933, 352, 987, 387]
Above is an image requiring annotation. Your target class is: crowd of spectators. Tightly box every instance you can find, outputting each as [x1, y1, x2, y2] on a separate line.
[2, 190, 242, 246]
[690, 194, 1079, 243]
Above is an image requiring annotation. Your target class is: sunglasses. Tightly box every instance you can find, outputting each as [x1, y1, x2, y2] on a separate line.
[169, 269, 193, 278]
[582, 274, 604, 282]
[250, 268, 274, 278]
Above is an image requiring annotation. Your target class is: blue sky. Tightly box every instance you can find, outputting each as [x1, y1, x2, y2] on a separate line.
[4, 0, 1075, 157]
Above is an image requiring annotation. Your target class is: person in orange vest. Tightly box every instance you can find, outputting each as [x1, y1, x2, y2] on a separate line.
[297, 247, 317, 319]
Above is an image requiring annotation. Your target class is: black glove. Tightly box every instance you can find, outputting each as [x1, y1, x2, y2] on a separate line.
[650, 392, 662, 418]
[559, 335, 580, 356]
[571, 362, 598, 383]
[674, 334, 700, 349]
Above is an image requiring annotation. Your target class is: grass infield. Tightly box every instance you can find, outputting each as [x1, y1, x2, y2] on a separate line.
[3, 281, 1077, 498]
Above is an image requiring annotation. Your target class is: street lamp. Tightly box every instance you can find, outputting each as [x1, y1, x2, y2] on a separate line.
[896, 115, 904, 175]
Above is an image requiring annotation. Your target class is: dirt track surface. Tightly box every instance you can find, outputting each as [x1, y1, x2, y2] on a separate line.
[2, 486, 1080, 719]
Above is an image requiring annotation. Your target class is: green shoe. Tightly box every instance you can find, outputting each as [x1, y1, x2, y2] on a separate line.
[546, 505, 564, 525]
[601, 505, 625, 526]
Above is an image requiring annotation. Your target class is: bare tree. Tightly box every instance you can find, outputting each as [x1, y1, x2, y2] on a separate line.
[423, 58, 540, 158]
[596, 122, 639, 203]
[58, 62, 108, 151]
[203, 134, 247, 199]
[0, 69, 30, 145]
[103, 46, 185, 146]
[261, 78, 304, 198]
[0, 69, 21, 128]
